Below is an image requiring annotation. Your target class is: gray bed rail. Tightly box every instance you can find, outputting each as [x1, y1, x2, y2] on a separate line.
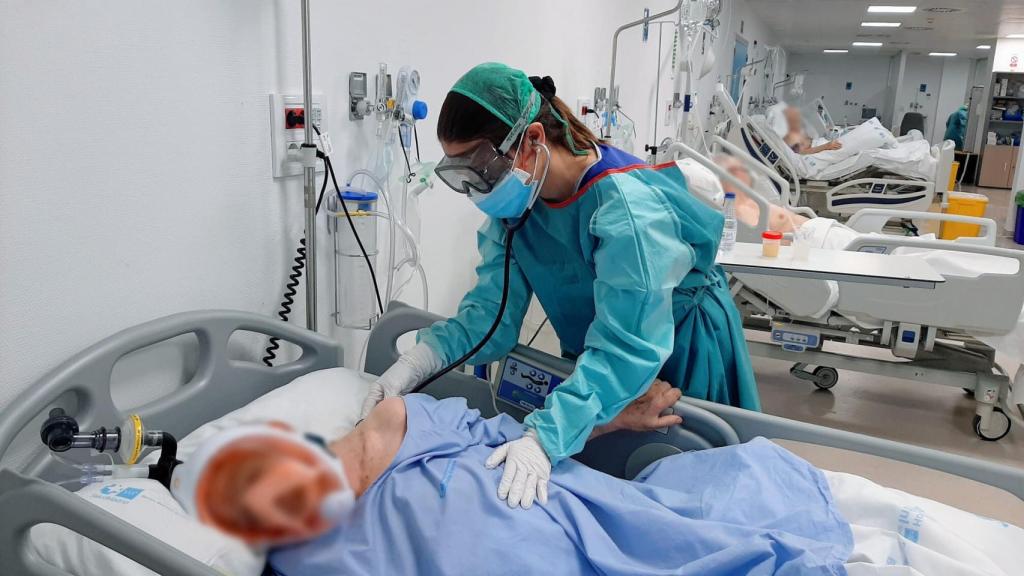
[0, 310, 343, 576]
[367, 304, 1024, 500]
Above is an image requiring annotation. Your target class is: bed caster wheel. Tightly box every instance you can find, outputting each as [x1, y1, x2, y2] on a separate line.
[812, 367, 839, 390]
[973, 408, 1011, 442]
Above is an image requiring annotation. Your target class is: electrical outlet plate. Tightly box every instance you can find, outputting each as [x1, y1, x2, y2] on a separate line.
[269, 93, 328, 178]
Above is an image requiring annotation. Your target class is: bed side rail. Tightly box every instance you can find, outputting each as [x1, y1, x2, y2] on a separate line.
[679, 397, 1024, 501]
[365, 306, 1024, 500]
[0, 310, 343, 478]
[0, 470, 218, 576]
[846, 209, 999, 246]
[826, 178, 934, 215]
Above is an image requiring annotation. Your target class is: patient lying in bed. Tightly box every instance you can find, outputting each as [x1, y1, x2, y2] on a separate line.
[190, 382, 854, 575]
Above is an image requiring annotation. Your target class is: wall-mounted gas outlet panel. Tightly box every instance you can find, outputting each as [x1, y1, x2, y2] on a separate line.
[269, 93, 328, 178]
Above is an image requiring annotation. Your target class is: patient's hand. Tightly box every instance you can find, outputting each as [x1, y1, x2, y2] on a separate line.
[591, 380, 683, 438]
[823, 140, 842, 151]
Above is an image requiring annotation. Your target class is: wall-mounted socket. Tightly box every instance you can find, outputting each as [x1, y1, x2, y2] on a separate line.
[269, 93, 328, 178]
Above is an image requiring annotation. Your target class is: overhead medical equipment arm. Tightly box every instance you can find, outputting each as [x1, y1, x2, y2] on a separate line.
[664, 142, 771, 234]
[606, 0, 684, 138]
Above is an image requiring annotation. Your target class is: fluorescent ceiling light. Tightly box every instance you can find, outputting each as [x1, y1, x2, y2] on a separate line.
[977, 45, 992, 50]
[852, 42, 884, 47]
[861, 22, 902, 27]
[1007, 34, 1024, 39]
[929, 52, 957, 56]
[868, 5, 917, 13]
[823, 49, 849, 53]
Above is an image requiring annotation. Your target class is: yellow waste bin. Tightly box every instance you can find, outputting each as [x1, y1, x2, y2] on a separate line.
[940, 192, 989, 240]
[948, 160, 960, 192]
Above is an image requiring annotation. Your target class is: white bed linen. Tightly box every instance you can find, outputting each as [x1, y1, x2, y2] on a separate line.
[749, 116, 936, 181]
[830, 471, 1023, 576]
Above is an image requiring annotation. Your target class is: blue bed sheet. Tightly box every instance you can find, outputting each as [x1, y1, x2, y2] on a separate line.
[269, 394, 852, 575]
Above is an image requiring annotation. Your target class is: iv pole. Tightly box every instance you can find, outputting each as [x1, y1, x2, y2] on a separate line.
[300, 0, 318, 330]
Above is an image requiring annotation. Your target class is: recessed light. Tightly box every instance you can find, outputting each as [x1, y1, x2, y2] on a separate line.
[852, 42, 884, 47]
[868, 5, 917, 13]
[977, 45, 992, 50]
[862, 22, 902, 27]
[823, 49, 849, 53]
[929, 52, 957, 57]
[1008, 34, 1024, 39]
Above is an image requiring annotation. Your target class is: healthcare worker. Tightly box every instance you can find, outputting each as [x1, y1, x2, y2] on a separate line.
[944, 104, 968, 150]
[360, 63, 758, 509]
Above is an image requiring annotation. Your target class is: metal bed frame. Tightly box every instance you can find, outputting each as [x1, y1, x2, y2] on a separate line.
[1, 309, 1023, 575]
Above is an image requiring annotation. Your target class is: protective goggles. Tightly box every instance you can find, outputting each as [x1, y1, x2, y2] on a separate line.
[435, 92, 538, 196]
[435, 142, 514, 195]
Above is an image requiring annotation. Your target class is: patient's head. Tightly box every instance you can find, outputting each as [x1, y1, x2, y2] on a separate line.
[783, 106, 803, 133]
[171, 423, 354, 546]
[713, 154, 753, 195]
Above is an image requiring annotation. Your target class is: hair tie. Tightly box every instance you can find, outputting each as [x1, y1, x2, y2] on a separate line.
[528, 76, 557, 100]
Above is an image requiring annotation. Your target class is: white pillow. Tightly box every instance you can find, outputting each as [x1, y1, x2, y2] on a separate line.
[29, 367, 373, 576]
[29, 479, 263, 576]
[808, 117, 897, 165]
[676, 158, 724, 207]
[145, 367, 373, 463]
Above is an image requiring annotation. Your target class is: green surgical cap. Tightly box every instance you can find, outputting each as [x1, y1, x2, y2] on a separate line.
[451, 62, 541, 129]
[450, 62, 589, 155]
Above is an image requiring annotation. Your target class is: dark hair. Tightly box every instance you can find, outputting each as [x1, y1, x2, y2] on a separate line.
[437, 80, 598, 153]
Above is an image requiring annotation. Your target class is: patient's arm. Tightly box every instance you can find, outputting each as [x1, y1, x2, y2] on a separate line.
[801, 140, 842, 155]
[590, 380, 683, 439]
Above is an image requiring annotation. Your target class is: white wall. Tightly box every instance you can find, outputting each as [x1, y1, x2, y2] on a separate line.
[786, 53, 894, 127]
[894, 54, 944, 139]
[0, 0, 641, 419]
[932, 58, 972, 143]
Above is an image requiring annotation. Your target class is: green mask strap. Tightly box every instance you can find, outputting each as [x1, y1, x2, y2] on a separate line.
[548, 104, 590, 156]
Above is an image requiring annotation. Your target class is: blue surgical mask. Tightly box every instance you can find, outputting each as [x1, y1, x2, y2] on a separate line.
[468, 166, 538, 219]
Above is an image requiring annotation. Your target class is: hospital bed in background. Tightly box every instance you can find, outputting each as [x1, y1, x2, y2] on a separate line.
[1, 309, 1023, 575]
[724, 209, 1024, 441]
[714, 83, 952, 218]
[665, 144, 1024, 440]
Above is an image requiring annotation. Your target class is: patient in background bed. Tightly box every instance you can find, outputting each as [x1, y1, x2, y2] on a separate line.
[715, 154, 808, 233]
[783, 106, 842, 154]
[188, 381, 854, 575]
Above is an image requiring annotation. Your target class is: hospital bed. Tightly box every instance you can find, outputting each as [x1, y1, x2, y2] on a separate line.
[1, 309, 1023, 575]
[714, 83, 951, 217]
[724, 208, 1024, 441]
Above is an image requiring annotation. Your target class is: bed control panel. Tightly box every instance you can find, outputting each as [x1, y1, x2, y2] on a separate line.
[494, 352, 570, 412]
[771, 322, 821, 353]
